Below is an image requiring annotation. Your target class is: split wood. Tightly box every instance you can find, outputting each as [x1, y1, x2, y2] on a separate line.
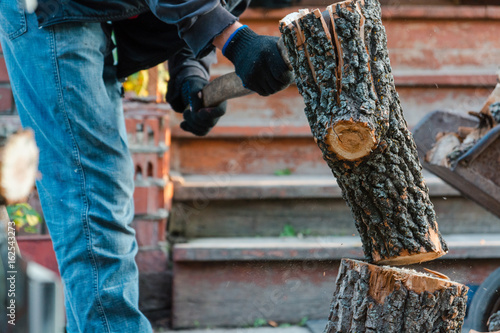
[280, 0, 447, 265]
[426, 81, 500, 168]
[0, 130, 38, 205]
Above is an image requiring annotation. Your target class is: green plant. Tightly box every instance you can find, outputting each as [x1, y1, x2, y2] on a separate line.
[298, 316, 309, 326]
[253, 318, 268, 327]
[274, 168, 292, 176]
[280, 224, 296, 237]
[7, 203, 42, 234]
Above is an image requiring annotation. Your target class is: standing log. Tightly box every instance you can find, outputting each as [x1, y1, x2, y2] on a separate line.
[325, 258, 468, 333]
[0, 130, 39, 205]
[279, 0, 447, 265]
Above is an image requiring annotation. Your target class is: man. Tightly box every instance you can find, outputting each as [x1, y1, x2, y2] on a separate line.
[0, 0, 293, 332]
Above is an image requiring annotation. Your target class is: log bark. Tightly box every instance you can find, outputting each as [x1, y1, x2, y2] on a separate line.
[490, 311, 500, 332]
[280, 0, 447, 265]
[324, 258, 468, 333]
[0, 130, 39, 205]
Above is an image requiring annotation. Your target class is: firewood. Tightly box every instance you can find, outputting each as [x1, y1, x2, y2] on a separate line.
[427, 82, 500, 167]
[325, 259, 468, 333]
[0, 130, 39, 205]
[280, 0, 447, 265]
[457, 126, 475, 140]
[425, 133, 460, 167]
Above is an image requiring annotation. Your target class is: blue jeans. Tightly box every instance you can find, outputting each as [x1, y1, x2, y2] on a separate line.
[0, 1, 153, 332]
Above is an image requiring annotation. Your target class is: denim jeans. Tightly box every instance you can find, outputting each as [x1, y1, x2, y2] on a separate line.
[0, 1, 153, 332]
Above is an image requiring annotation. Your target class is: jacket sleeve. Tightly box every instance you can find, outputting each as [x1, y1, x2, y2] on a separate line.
[166, 47, 217, 111]
[145, 0, 244, 58]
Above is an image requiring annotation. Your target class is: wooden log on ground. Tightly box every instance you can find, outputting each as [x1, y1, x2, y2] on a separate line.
[279, 0, 447, 265]
[0, 130, 39, 205]
[324, 258, 468, 333]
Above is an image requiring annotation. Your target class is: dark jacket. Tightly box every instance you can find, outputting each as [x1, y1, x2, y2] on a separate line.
[35, 0, 250, 78]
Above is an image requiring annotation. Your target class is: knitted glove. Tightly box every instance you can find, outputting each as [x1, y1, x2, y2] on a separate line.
[223, 26, 293, 96]
[176, 76, 226, 136]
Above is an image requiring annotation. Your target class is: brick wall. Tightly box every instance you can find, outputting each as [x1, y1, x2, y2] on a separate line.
[123, 101, 173, 327]
[0, 45, 13, 113]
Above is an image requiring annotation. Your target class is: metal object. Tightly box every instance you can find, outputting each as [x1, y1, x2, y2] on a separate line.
[413, 110, 500, 219]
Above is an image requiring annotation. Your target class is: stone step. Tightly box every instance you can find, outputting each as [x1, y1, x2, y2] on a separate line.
[169, 173, 500, 239]
[171, 234, 500, 328]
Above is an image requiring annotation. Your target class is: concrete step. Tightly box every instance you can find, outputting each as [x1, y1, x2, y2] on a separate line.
[171, 234, 500, 328]
[169, 173, 500, 239]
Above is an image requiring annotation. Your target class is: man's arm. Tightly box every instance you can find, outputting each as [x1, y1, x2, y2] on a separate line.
[212, 21, 243, 49]
[146, 0, 240, 57]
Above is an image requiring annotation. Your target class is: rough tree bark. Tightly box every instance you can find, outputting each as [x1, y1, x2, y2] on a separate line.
[279, 0, 447, 265]
[490, 311, 500, 332]
[0, 130, 39, 205]
[324, 259, 468, 333]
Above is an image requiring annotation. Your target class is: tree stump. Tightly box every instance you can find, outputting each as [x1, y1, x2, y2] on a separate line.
[0, 130, 39, 205]
[279, 0, 447, 265]
[324, 259, 468, 333]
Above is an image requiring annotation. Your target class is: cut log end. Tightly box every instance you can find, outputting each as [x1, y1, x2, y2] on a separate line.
[1, 130, 39, 204]
[326, 258, 468, 333]
[325, 120, 377, 161]
[375, 249, 446, 266]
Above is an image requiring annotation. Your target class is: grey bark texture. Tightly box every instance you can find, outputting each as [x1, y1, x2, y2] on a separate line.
[490, 311, 500, 331]
[324, 259, 468, 333]
[279, 0, 447, 265]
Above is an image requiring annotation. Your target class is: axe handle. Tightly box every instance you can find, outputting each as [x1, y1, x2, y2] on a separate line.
[201, 72, 253, 108]
[201, 36, 291, 108]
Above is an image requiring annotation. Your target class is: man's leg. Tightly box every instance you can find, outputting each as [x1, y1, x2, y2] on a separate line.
[0, 3, 152, 332]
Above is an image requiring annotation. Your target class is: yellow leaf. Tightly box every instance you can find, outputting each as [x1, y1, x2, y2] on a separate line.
[26, 214, 39, 226]
[13, 217, 25, 227]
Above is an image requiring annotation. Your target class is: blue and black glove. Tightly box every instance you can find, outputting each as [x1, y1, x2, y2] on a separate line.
[223, 25, 293, 96]
[169, 76, 226, 136]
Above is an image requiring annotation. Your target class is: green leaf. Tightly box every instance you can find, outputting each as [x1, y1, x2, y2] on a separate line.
[274, 168, 292, 176]
[13, 217, 25, 227]
[23, 225, 38, 234]
[280, 224, 296, 237]
[299, 316, 309, 326]
[253, 318, 267, 327]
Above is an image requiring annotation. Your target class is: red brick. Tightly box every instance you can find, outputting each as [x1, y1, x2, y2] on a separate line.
[132, 153, 167, 179]
[134, 184, 167, 213]
[133, 220, 163, 247]
[0, 56, 9, 82]
[0, 87, 12, 111]
[135, 249, 168, 273]
[164, 181, 174, 212]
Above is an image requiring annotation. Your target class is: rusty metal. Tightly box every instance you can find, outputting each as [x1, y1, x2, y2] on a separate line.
[413, 110, 500, 219]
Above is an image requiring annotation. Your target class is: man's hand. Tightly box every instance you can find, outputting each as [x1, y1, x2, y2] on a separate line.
[168, 76, 226, 136]
[219, 25, 294, 96]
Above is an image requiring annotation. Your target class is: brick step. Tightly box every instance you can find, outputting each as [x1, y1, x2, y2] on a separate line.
[171, 234, 500, 328]
[169, 173, 500, 239]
